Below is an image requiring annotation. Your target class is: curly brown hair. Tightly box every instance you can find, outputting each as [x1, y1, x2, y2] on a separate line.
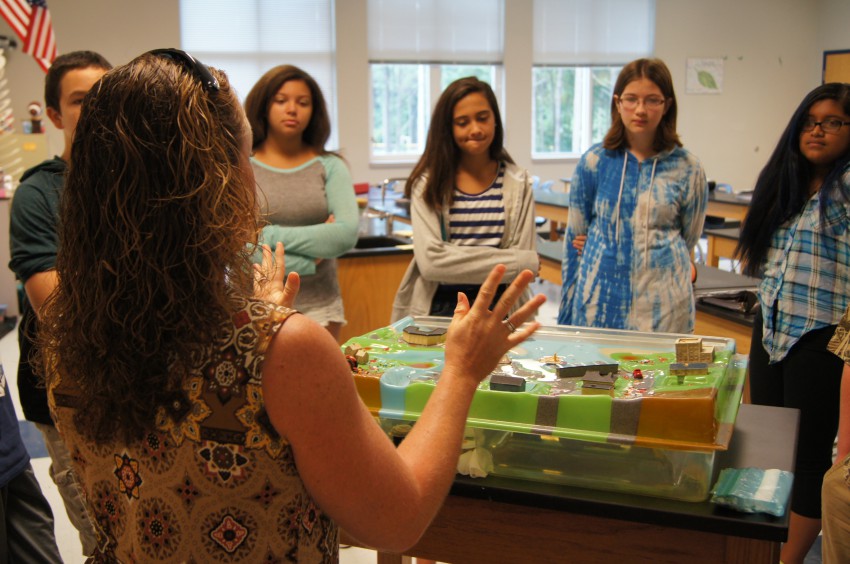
[40, 52, 260, 443]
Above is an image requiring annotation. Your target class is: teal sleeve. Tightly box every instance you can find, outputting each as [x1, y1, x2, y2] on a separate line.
[260, 155, 359, 258]
[251, 242, 317, 277]
[281, 251, 318, 277]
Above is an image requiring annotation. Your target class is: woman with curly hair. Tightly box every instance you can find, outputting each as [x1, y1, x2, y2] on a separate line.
[40, 50, 544, 562]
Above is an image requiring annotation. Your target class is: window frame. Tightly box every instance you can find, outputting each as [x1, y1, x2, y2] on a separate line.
[368, 62, 504, 164]
[179, 0, 339, 149]
[531, 64, 620, 161]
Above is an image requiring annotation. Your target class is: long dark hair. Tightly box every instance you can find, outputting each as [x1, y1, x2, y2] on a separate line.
[737, 82, 850, 276]
[244, 64, 333, 154]
[603, 58, 681, 153]
[405, 77, 513, 211]
[40, 52, 258, 443]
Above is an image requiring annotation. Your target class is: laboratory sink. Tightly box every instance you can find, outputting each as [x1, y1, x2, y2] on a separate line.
[354, 235, 411, 249]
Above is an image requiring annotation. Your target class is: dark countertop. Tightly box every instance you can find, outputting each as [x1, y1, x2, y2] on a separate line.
[709, 190, 752, 206]
[693, 264, 759, 327]
[695, 301, 756, 328]
[694, 263, 759, 293]
[450, 403, 797, 542]
[531, 188, 749, 213]
[343, 220, 413, 258]
[704, 226, 742, 239]
[533, 188, 570, 208]
[343, 188, 414, 258]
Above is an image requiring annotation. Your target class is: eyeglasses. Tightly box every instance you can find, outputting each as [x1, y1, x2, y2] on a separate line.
[148, 48, 220, 94]
[801, 117, 850, 134]
[617, 95, 666, 110]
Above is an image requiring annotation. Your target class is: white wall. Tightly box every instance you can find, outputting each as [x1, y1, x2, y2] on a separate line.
[0, 0, 847, 191]
[0, 0, 179, 158]
[654, 0, 822, 191]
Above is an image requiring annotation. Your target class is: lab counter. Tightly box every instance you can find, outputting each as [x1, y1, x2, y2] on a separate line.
[342, 403, 798, 564]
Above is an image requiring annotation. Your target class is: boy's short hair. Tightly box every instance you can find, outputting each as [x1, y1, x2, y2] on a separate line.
[44, 51, 112, 111]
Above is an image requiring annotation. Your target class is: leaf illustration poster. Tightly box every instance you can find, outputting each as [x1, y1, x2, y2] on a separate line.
[686, 58, 724, 94]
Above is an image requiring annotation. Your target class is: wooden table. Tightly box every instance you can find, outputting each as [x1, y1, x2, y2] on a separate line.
[533, 190, 569, 241]
[536, 239, 563, 286]
[707, 191, 750, 222]
[705, 226, 741, 268]
[342, 404, 798, 564]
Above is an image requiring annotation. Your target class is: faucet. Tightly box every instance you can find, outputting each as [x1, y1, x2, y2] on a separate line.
[381, 177, 408, 206]
[361, 177, 407, 237]
[363, 209, 394, 237]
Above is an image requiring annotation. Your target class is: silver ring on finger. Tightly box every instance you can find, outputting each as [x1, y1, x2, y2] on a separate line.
[502, 318, 517, 333]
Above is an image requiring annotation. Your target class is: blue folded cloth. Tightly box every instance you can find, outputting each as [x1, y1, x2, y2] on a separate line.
[710, 467, 794, 517]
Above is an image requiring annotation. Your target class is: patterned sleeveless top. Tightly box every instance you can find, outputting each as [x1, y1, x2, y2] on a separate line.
[48, 297, 338, 563]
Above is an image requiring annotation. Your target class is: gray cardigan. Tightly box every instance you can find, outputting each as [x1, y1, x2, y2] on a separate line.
[391, 162, 539, 322]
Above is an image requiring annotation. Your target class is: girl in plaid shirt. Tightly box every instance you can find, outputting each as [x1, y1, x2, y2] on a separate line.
[737, 83, 850, 564]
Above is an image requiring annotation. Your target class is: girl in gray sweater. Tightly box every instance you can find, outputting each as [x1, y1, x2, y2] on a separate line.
[392, 77, 538, 321]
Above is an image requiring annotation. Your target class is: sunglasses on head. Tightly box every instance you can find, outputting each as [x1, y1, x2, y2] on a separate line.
[148, 48, 220, 94]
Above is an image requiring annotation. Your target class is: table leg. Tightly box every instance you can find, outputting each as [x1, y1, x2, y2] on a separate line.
[549, 221, 560, 241]
[707, 235, 720, 268]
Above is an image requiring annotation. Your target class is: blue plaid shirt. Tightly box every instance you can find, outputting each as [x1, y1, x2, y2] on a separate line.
[758, 174, 850, 363]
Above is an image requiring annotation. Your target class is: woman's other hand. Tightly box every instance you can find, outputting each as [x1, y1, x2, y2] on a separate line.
[443, 265, 545, 385]
[572, 234, 587, 256]
[254, 242, 300, 308]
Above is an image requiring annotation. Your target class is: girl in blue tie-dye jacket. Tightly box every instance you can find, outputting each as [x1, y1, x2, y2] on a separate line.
[558, 58, 707, 333]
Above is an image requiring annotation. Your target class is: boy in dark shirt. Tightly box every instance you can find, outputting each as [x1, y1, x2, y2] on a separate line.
[8, 50, 111, 558]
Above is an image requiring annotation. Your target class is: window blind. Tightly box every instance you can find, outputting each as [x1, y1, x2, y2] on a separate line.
[533, 0, 654, 65]
[180, 0, 335, 106]
[368, 0, 504, 64]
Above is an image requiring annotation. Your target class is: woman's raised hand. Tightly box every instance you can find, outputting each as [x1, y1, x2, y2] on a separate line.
[253, 242, 300, 309]
[443, 265, 545, 384]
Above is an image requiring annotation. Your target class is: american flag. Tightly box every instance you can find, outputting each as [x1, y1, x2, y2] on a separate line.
[0, 0, 56, 73]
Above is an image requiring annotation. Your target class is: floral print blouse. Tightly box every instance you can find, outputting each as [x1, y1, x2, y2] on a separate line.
[48, 298, 338, 563]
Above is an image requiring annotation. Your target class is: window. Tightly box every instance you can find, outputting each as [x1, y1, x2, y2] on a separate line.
[368, 0, 504, 162]
[532, 0, 655, 158]
[533, 66, 620, 156]
[371, 63, 501, 158]
[180, 0, 338, 147]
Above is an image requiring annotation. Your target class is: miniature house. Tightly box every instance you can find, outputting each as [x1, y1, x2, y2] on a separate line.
[581, 371, 617, 390]
[490, 373, 526, 392]
[675, 337, 714, 364]
[555, 362, 619, 379]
